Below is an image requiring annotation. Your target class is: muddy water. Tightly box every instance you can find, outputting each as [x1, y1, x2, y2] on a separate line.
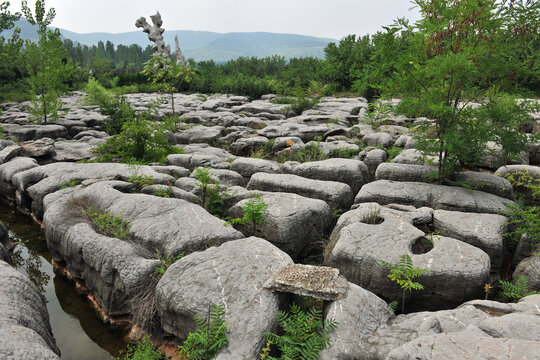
[0, 200, 127, 360]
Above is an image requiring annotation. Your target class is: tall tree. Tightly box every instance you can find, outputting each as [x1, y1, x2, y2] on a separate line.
[395, 0, 539, 180]
[22, 0, 73, 123]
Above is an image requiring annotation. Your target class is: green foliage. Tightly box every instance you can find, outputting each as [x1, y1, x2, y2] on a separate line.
[93, 98, 183, 164]
[0, 126, 5, 139]
[263, 303, 337, 360]
[153, 250, 183, 278]
[364, 100, 392, 128]
[498, 275, 540, 302]
[388, 300, 399, 313]
[228, 195, 268, 231]
[153, 187, 173, 198]
[143, 54, 196, 115]
[127, 173, 155, 192]
[117, 336, 163, 360]
[58, 179, 81, 189]
[193, 167, 227, 217]
[82, 203, 131, 241]
[178, 304, 228, 360]
[502, 170, 540, 246]
[386, 146, 402, 162]
[378, 254, 428, 313]
[22, 0, 73, 124]
[272, 86, 319, 114]
[394, 0, 540, 180]
[361, 208, 383, 224]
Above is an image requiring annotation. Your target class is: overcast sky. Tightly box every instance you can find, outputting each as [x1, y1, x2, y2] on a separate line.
[8, 0, 420, 39]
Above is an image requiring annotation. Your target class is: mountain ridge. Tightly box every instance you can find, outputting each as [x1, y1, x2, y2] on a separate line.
[2, 18, 336, 62]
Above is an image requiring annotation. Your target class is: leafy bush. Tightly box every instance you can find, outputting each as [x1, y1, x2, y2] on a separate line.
[178, 304, 228, 360]
[82, 203, 131, 241]
[386, 146, 402, 162]
[499, 275, 539, 302]
[502, 170, 540, 247]
[228, 195, 268, 231]
[364, 100, 392, 128]
[127, 173, 155, 192]
[93, 99, 183, 164]
[58, 179, 81, 189]
[378, 254, 428, 313]
[263, 303, 337, 360]
[153, 187, 173, 198]
[153, 250, 183, 278]
[194, 167, 228, 217]
[117, 336, 162, 360]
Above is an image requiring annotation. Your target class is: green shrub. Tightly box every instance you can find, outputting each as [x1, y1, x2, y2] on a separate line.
[502, 170, 540, 247]
[228, 195, 268, 231]
[128, 173, 155, 192]
[58, 179, 81, 189]
[117, 336, 162, 360]
[386, 147, 402, 162]
[153, 250, 183, 278]
[364, 100, 392, 128]
[93, 99, 183, 164]
[263, 303, 337, 360]
[499, 275, 539, 302]
[178, 304, 228, 360]
[82, 203, 131, 241]
[378, 254, 428, 313]
[193, 167, 228, 217]
[153, 187, 173, 198]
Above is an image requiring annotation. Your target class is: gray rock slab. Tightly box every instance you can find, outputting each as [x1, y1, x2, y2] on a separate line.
[173, 125, 225, 145]
[230, 158, 282, 178]
[326, 203, 490, 311]
[362, 132, 394, 148]
[0, 144, 21, 164]
[514, 256, 540, 291]
[284, 158, 369, 194]
[12, 163, 175, 217]
[355, 180, 514, 214]
[228, 192, 332, 260]
[247, 172, 354, 211]
[264, 264, 349, 301]
[156, 237, 293, 360]
[433, 209, 507, 273]
[0, 261, 60, 359]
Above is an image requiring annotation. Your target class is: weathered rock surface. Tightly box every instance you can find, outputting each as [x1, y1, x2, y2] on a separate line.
[355, 180, 514, 214]
[230, 157, 282, 179]
[265, 264, 349, 301]
[156, 237, 293, 360]
[284, 158, 369, 194]
[326, 203, 490, 311]
[228, 192, 332, 260]
[247, 172, 354, 210]
[0, 261, 60, 359]
[12, 162, 174, 216]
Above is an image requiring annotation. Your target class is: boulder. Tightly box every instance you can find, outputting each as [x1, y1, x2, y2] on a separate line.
[326, 203, 490, 311]
[364, 149, 388, 175]
[284, 158, 369, 194]
[228, 192, 332, 260]
[0, 144, 21, 164]
[173, 125, 225, 145]
[433, 210, 507, 273]
[391, 148, 438, 165]
[375, 162, 436, 182]
[156, 237, 293, 360]
[229, 136, 269, 156]
[0, 157, 39, 200]
[0, 261, 60, 359]
[513, 256, 540, 291]
[362, 132, 394, 148]
[264, 264, 349, 301]
[247, 172, 354, 211]
[12, 162, 174, 217]
[230, 158, 282, 179]
[355, 180, 514, 214]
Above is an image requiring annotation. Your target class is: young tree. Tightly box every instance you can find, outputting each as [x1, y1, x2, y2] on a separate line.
[143, 54, 195, 115]
[21, 0, 73, 124]
[395, 0, 539, 180]
[0, 2, 23, 102]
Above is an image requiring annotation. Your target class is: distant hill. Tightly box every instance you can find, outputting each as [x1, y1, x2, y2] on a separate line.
[2, 18, 336, 62]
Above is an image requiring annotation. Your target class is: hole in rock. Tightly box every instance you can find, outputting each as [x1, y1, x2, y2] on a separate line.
[411, 236, 434, 254]
[359, 211, 384, 225]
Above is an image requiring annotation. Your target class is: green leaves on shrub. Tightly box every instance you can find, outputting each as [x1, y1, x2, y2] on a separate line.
[378, 254, 428, 313]
[498, 275, 539, 302]
[263, 303, 337, 360]
[178, 304, 228, 360]
[117, 336, 162, 360]
[194, 167, 228, 217]
[228, 195, 268, 231]
[83, 204, 131, 241]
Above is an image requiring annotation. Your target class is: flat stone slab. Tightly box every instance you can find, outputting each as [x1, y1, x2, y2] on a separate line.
[355, 179, 514, 214]
[247, 172, 354, 211]
[264, 264, 349, 301]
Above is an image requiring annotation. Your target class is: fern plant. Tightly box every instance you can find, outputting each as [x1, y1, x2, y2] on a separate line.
[378, 254, 428, 313]
[178, 304, 228, 360]
[263, 303, 337, 360]
[498, 275, 539, 302]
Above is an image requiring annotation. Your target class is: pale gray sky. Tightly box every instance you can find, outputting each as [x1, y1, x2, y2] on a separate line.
[9, 0, 420, 39]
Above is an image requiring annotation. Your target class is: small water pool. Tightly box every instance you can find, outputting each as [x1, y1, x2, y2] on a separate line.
[1, 199, 128, 360]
